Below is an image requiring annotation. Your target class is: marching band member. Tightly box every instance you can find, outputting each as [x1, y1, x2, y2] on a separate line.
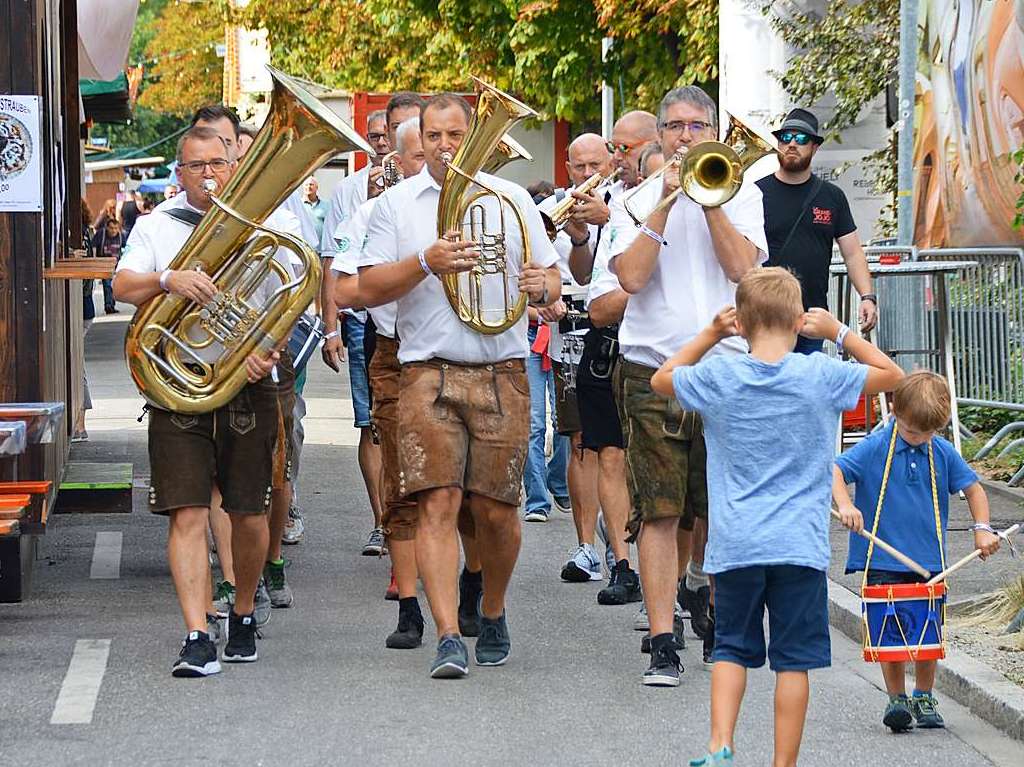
[359, 93, 561, 679]
[607, 87, 768, 686]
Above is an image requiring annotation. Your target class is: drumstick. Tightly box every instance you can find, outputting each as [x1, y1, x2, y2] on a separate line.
[926, 523, 1020, 585]
[830, 509, 931, 578]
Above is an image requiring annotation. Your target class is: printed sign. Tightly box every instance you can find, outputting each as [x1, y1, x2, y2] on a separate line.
[0, 96, 42, 212]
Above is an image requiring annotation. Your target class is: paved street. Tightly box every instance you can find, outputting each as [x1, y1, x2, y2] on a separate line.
[1, 300, 1022, 766]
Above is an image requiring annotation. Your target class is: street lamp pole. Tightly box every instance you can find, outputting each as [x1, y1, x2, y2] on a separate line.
[895, 0, 919, 247]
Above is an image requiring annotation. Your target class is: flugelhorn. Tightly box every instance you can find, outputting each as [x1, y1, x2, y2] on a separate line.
[436, 77, 538, 335]
[375, 151, 403, 189]
[541, 167, 621, 240]
[124, 67, 374, 414]
[624, 115, 774, 224]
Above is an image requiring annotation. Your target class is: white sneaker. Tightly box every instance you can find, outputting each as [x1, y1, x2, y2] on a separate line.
[633, 603, 650, 631]
[560, 543, 602, 582]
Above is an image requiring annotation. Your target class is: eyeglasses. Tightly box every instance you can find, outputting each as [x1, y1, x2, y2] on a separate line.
[661, 120, 712, 135]
[778, 131, 812, 146]
[179, 159, 231, 175]
[367, 132, 388, 143]
[606, 140, 641, 155]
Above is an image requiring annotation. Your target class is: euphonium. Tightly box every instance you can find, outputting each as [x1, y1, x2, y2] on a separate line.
[483, 133, 533, 174]
[437, 77, 538, 335]
[541, 167, 621, 240]
[624, 115, 774, 224]
[124, 66, 375, 414]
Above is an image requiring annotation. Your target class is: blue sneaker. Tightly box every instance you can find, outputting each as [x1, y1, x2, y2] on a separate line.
[475, 612, 511, 666]
[430, 634, 469, 679]
[911, 692, 945, 729]
[688, 746, 734, 766]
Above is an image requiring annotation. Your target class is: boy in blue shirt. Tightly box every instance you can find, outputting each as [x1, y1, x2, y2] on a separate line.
[833, 370, 999, 732]
[652, 267, 904, 767]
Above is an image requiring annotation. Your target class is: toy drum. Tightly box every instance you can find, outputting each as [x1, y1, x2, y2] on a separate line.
[861, 581, 946, 662]
[559, 330, 587, 393]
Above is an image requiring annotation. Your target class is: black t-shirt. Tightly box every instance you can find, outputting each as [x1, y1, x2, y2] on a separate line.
[755, 174, 856, 310]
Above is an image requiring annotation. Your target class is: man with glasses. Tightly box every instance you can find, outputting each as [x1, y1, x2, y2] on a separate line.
[756, 108, 877, 352]
[607, 87, 768, 687]
[113, 126, 302, 677]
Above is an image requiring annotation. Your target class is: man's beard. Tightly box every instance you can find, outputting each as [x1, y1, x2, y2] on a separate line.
[779, 151, 812, 173]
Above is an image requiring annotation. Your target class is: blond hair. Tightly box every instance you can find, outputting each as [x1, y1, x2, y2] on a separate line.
[735, 267, 804, 337]
[893, 370, 951, 432]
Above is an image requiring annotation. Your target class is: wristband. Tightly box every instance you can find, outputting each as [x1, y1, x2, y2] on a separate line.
[324, 330, 339, 340]
[861, 293, 878, 305]
[159, 269, 172, 292]
[417, 249, 432, 276]
[639, 224, 668, 247]
[969, 523, 995, 535]
[569, 232, 590, 248]
[835, 323, 850, 356]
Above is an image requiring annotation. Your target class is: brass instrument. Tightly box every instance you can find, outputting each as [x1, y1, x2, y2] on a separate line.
[375, 151, 403, 189]
[483, 133, 533, 174]
[541, 167, 621, 240]
[124, 66, 375, 414]
[437, 77, 538, 335]
[624, 115, 774, 224]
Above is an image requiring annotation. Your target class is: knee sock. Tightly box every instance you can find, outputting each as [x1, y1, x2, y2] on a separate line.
[462, 566, 482, 584]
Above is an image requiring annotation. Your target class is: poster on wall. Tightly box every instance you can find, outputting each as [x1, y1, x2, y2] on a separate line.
[0, 95, 43, 212]
[913, 0, 1024, 248]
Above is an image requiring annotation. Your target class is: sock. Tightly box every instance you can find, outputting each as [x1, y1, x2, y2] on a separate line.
[269, 558, 284, 567]
[399, 596, 421, 614]
[686, 561, 709, 590]
[912, 688, 930, 698]
[650, 632, 676, 651]
[462, 566, 482, 585]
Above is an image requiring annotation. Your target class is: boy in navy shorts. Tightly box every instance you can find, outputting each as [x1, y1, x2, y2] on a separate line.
[833, 370, 999, 732]
[652, 267, 904, 767]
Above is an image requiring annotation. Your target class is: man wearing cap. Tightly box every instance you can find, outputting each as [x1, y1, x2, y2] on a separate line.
[756, 108, 877, 353]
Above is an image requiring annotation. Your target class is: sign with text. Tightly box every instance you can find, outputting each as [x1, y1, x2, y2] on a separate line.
[0, 96, 42, 212]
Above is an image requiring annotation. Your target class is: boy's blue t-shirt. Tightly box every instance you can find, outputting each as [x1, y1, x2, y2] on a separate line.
[673, 352, 867, 575]
[836, 421, 978, 573]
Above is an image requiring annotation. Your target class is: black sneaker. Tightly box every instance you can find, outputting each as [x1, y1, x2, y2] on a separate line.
[680, 580, 713, 640]
[430, 633, 469, 679]
[598, 560, 643, 605]
[171, 630, 221, 678]
[386, 598, 424, 649]
[642, 634, 682, 687]
[458, 568, 483, 637]
[223, 611, 260, 663]
[641, 604, 686, 653]
[475, 612, 511, 666]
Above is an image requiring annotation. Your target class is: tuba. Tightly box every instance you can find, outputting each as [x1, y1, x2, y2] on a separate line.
[483, 133, 533, 174]
[124, 66, 374, 414]
[624, 115, 774, 224]
[436, 78, 538, 335]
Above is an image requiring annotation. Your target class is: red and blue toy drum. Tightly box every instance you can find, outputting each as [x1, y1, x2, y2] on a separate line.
[861, 581, 946, 662]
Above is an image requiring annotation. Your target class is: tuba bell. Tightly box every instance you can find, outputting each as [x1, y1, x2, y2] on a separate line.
[124, 66, 375, 414]
[436, 77, 538, 335]
[624, 114, 774, 224]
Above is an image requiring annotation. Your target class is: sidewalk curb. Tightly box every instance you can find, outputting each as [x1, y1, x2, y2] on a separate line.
[980, 479, 1024, 506]
[827, 579, 1024, 742]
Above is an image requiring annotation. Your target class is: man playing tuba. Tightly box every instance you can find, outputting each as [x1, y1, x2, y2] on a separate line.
[359, 92, 561, 679]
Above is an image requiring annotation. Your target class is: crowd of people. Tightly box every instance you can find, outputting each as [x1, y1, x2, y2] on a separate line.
[106, 83, 1004, 767]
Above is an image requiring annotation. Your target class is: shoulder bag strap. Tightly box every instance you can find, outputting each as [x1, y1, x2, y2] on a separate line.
[777, 176, 823, 258]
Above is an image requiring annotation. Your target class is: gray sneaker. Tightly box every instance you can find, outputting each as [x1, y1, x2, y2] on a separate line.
[430, 634, 469, 679]
[633, 603, 650, 631]
[560, 543, 602, 582]
[282, 505, 304, 545]
[595, 512, 616, 573]
[253, 578, 272, 627]
[206, 612, 225, 644]
[362, 527, 386, 556]
[475, 612, 511, 666]
[263, 559, 293, 608]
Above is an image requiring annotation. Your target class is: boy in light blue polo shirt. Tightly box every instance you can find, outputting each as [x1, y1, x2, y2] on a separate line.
[833, 370, 999, 732]
[651, 267, 904, 767]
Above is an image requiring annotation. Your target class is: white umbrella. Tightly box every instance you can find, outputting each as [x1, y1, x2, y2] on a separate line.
[77, 0, 141, 81]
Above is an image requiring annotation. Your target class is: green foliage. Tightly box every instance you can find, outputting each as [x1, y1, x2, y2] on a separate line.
[1013, 147, 1024, 231]
[90, 106, 187, 160]
[960, 406, 1024, 437]
[130, 0, 172, 65]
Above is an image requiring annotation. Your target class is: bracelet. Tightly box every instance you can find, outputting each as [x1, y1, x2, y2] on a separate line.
[324, 330, 339, 340]
[159, 269, 172, 292]
[417, 249, 432, 276]
[835, 323, 850, 356]
[969, 523, 996, 535]
[569, 232, 590, 248]
[639, 224, 668, 247]
[861, 293, 878, 305]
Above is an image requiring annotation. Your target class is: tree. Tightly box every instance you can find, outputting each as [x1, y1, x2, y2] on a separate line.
[1014, 148, 1024, 231]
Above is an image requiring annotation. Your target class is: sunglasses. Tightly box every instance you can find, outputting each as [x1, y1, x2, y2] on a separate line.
[606, 140, 641, 155]
[778, 132, 813, 146]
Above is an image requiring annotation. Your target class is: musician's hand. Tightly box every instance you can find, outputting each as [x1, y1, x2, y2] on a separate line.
[800, 307, 842, 341]
[538, 300, 567, 323]
[661, 156, 682, 203]
[424, 233, 479, 275]
[836, 503, 864, 533]
[570, 189, 610, 226]
[321, 334, 344, 372]
[974, 529, 1000, 560]
[563, 218, 588, 243]
[245, 350, 279, 383]
[710, 306, 739, 339]
[367, 167, 386, 199]
[165, 269, 218, 304]
[859, 298, 878, 333]
[518, 261, 548, 303]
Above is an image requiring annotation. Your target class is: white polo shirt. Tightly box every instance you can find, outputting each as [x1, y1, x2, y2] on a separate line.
[585, 180, 626, 309]
[116, 192, 300, 362]
[360, 165, 558, 364]
[608, 180, 768, 367]
[319, 165, 370, 256]
[332, 197, 398, 338]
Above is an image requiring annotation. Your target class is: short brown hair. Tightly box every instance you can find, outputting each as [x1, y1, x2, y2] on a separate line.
[735, 267, 804, 337]
[893, 371, 951, 432]
[175, 125, 228, 163]
[420, 92, 472, 130]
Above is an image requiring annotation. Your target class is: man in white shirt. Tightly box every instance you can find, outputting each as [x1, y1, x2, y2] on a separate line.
[608, 86, 768, 686]
[359, 92, 561, 679]
[113, 126, 296, 677]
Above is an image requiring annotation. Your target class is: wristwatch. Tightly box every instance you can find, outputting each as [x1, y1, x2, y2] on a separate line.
[569, 232, 590, 248]
[861, 292, 878, 305]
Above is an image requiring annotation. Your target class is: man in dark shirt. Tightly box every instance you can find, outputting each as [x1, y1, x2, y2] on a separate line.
[756, 108, 877, 353]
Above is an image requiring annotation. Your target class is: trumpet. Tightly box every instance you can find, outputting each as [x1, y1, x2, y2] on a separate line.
[540, 167, 621, 241]
[375, 151, 403, 189]
[623, 115, 774, 225]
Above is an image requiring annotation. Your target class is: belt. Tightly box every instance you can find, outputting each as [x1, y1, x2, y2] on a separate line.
[619, 359, 658, 378]
[410, 357, 525, 372]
